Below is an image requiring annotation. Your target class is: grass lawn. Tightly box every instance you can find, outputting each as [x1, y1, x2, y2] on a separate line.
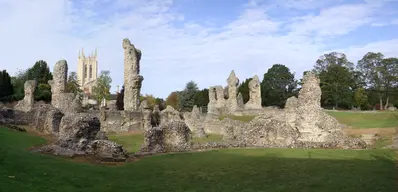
[108, 133, 144, 153]
[327, 111, 398, 128]
[108, 133, 224, 153]
[1, 128, 397, 192]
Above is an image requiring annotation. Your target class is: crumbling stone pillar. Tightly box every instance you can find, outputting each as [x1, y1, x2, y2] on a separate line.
[139, 100, 152, 131]
[49, 60, 82, 114]
[14, 80, 37, 112]
[207, 86, 218, 114]
[50, 60, 67, 109]
[245, 75, 262, 109]
[226, 70, 239, 112]
[123, 38, 144, 111]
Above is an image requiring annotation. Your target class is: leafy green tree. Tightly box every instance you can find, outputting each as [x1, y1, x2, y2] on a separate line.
[313, 52, 354, 74]
[319, 64, 354, 109]
[27, 60, 53, 84]
[193, 88, 209, 108]
[11, 61, 53, 102]
[357, 52, 385, 110]
[178, 81, 199, 111]
[238, 78, 253, 104]
[66, 72, 82, 96]
[261, 64, 297, 107]
[0, 70, 14, 101]
[380, 57, 398, 108]
[11, 69, 28, 100]
[354, 88, 368, 109]
[92, 71, 112, 103]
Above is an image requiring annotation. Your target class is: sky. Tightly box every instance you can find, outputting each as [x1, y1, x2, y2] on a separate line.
[0, 0, 397, 99]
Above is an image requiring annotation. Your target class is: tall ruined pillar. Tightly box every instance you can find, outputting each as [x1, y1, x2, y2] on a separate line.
[50, 60, 68, 109]
[226, 70, 239, 112]
[123, 38, 144, 111]
[245, 75, 262, 109]
[14, 80, 37, 112]
[49, 60, 81, 114]
[207, 86, 218, 114]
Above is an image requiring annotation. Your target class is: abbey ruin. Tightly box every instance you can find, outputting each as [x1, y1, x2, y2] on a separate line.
[0, 38, 367, 162]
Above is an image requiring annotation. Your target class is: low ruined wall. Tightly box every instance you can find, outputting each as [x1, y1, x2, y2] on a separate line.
[97, 110, 143, 133]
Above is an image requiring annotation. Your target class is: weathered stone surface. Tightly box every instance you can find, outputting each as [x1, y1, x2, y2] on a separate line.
[160, 106, 181, 125]
[237, 116, 299, 147]
[295, 72, 340, 142]
[237, 92, 244, 108]
[54, 93, 82, 114]
[226, 70, 239, 112]
[285, 96, 298, 110]
[207, 87, 218, 114]
[98, 110, 143, 133]
[151, 105, 161, 127]
[50, 60, 82, 114]
[245, 75, 262, 109]
[141, 120, 192, 153]
[140, 100, 152, 131]
[14, 80, 37, 112]
[162, 120, 192, 152]
[183, 105, 206, 138]
[30, 104, 64, 135]
[95, 131, 108, 140]
[90, 140, 128, 161]
[106, 100, 117, 110]
[123, 38, 144, 111]
[52, 60, 68, 94]
[57, 114, 101, 150]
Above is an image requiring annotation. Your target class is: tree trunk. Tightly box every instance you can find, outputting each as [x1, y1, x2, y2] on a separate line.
[379, 94, 383, 111]
[385, 96, 389, 110]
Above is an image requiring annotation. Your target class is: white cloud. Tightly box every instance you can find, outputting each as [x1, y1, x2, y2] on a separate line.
[0, 0, 397, 99]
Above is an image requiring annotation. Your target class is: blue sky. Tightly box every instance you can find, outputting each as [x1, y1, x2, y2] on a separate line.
[0, 0, 397, 98]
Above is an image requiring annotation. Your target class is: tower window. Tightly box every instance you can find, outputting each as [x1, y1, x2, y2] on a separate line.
[84, 65, 87, 78]
[89, 65, 92, 79]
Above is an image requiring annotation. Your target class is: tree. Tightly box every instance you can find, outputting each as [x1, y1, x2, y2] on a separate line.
[193, 88, 209, 110]
[313, 52, 354, 74]
[319, 64, 355, 108]
[66, 72, 82, 96]
[357, 52, 385, 110]
[0, 70, 14, 101]
[178, 81, 199, 111]
[142, 94, 157, 109]
[354, 88, 368, 109]
[261, 64, 297, 107]
[26, 60, 53, 84]
[92, 70, 112, 103]
[11, 69, 28, 100]
[116, 85, 124, 110]
[238, 78, 253, 103]
[380, 57, 398, 109]
[165, 92, 179, 109]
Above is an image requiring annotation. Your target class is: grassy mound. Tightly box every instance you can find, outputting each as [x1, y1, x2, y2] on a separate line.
[327, 111, 398, 128]
[0, 127, 396, 192]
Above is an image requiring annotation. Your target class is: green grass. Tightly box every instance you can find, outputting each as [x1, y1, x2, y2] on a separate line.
[108, 133, 144, 153]
[1, 128, 397, 192]
[327, 111, 398, 128]
[370, 136, 393, 149]
[219, 115, 256, 122]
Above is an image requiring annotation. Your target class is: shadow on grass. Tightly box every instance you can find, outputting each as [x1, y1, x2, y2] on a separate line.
[0, 128, 396, 192]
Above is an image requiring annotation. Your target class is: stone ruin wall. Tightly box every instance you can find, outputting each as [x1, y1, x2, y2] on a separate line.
[207, 71, 264, 116]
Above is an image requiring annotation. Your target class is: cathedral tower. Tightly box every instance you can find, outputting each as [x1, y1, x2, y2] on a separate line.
[77, 48, 98, 94]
